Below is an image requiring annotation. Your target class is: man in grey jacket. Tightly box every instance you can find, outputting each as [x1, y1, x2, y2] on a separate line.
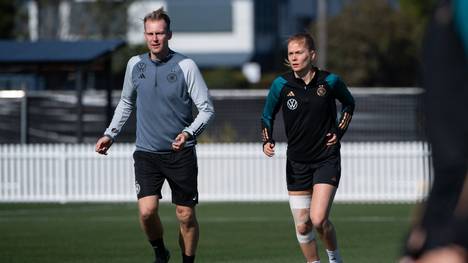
[95, 7, 214, 263]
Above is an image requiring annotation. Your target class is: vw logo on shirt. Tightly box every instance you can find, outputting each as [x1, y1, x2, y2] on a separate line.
[287, 98, 298, 110]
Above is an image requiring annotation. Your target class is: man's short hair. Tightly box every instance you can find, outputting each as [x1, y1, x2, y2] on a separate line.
[143, 7, 171, 32]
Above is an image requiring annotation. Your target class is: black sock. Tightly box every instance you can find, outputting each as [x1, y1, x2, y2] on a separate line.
[182, 253, 195, 263]
[149, 238, 167, 256]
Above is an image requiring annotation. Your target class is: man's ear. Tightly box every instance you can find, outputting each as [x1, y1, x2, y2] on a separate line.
[167, 30, 173, 40]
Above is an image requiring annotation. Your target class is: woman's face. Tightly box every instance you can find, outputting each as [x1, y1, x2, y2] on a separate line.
[287, 40, 315, 74]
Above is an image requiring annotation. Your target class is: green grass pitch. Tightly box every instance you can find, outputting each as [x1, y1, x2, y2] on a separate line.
[0, 202, 414, 263]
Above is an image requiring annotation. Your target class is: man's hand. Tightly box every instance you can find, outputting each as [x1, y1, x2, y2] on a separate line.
[326, 133, 338, 146]
[95, 136, 113, 155]
[172, 132, 189, 151]
[263, 142, 275, 157]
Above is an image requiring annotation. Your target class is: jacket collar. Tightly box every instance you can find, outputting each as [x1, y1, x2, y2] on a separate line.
[282, 67, 323, 89]
[147, 49, 175, 64]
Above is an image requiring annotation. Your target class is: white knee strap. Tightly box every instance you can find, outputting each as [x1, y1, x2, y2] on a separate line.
[289, 195, 315, 243]
[289, 195, 311, 209]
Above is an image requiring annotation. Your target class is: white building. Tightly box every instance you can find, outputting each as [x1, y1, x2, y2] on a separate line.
[23, 0, 330, 68]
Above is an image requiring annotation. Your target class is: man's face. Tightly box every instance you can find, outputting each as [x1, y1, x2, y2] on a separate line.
[144, 19, 172, 59]
[287, 40, 316, 73]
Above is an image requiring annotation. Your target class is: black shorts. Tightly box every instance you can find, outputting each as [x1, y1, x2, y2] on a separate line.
[133, 147, 198, 206]
[286, 155, 341, 191]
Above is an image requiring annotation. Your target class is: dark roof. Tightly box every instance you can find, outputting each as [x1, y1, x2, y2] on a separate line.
[0, 40, 126, 64]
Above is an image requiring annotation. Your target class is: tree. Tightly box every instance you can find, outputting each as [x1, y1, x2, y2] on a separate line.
[399, 0, 437, 50]
[0, 0, 16, 39]
[87, 0, 130, 39]
[320, 0, 434, 86]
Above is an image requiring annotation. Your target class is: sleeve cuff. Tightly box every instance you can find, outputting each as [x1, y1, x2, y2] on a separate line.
[103, 134, 115, 142]
[182, 129, 194, 140]
[263, 139, 275, 146]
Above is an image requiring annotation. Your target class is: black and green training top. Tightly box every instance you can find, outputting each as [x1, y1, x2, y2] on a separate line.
[261, 69, 355, 163]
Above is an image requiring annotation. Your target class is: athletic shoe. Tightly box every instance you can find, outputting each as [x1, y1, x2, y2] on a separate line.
[154, 248, 170, 263]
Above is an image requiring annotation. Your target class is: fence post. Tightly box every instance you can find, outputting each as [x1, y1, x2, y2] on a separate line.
[59, 144, 68, 203]
[75, 68, 83, 143]
[20, 83, 28, 144]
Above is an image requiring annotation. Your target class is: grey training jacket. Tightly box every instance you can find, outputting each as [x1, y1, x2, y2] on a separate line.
[104, 51, 214, 153]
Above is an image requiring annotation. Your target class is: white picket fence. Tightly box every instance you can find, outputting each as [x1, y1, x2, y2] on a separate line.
[0, 142, 431, 203]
